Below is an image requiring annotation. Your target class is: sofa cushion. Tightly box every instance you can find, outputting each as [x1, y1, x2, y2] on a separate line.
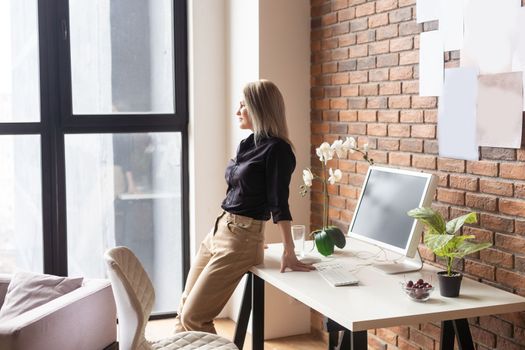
[0, 271, 83, 321]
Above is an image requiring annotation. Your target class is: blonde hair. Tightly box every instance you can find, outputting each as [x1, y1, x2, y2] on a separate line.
[243, 79, 294, 149]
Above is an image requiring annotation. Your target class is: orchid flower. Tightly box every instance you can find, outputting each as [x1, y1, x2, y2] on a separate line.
[302, 169, 314, 187]
[342, 136, 357, 154]
[328, 168, 342, 185]
[316, 142, 334, 163]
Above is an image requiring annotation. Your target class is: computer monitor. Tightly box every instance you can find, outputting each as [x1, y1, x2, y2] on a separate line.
[348, 166, 437, 274]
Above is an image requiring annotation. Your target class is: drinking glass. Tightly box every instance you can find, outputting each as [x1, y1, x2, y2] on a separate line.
[291, 225, 306, 258]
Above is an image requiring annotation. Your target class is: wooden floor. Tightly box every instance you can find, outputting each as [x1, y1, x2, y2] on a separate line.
[147, 317, 327, 350]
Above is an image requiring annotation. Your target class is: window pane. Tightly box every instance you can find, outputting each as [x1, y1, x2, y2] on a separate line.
[69, 0, 175, 115]
[0, 0, 41, 123]
[0, 135, 43, 273]
[65, 132, 182, 313]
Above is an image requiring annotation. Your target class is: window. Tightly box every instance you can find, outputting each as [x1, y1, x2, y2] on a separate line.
[0, 0, 188, 315]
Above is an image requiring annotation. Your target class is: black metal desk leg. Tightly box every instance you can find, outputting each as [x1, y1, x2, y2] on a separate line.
[440, 320, 455, 350]
[233, 273, 252, 349]
[252, 274, 265, 350]
[453, 319, 474, 350]
[339, 330, 367, 350]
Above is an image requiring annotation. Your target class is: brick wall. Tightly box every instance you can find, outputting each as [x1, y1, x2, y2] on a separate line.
[310, 0, 525, 349]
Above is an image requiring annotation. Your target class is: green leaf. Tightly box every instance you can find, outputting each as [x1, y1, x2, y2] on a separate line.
[449, 241, 492, 259]
[325, 226, 346, 249]
[424, 233, 455, 251]
[314, 230, 335, 256]
[445, 212, 477, 234]
[407, 207, 446, 235]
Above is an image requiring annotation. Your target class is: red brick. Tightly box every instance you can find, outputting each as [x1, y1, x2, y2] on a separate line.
[340, 110, 357, 122]
[379, 82, 401, 95]
[339, 33, 357, 47]
[388, 96, 411, 108]
[321, 13, 337, 26]
[402, 80, 419, 94]
[350, 17, 368, 32]
[412, 154, 436, 170]
[311, 123, 330, 134]
[322, 110, 338, 121]
[355, 2, 375, 17]
[377, 138, 399, 151]
[449, 174, 478, 191]
[330, 123, 348, 134]
[390, 66, 413, 80]
[480, 179, 513, 197]
[390, 37, 413, 52]
[411, 124, 436, 139]
[349, 71, 368, 83]
[332, 72, 349, 85]
[349, 44, 368, 58]
[411, 96, 437, 108]
[359, 83, 378, 96]
[424, 110, 437, 123]
[348, 97, 367, 109]
[480, 317, 512, 339]
[496, 268, 525, 290]
[369, 68, 389, 81]
[388, 124, 410, 137]
[338, 7, 356, 21]
[377, 53, 399, 67]
[420, 323, 441, 341]
[466, 193, 497, 211]
[341, 85, 359, 96]
[376, 0, 398, 13]
[330, 98, 348, 109]
[357, 110, 377, 122]
[397, 337, 419, 350]
[515, 183, 525, 199]
[437, 158, 466, 173]
[470, 325, 497, 349]
[467, 161, 499, 177]
[367, 96, 388, 108]
[496, 233, 525, 253]
[332, 22, 350, 36]
[331, 48, 349, 61]
[376, 327, 397, 345]
[378, 110, 399, 123]
[465, 259, 495, 280]
[329, 195, 346, 209]
[496, 337, 522, 350]
[356, 30, 376, 44]
[389, 152, 411, 166]
[367, 123, 388, 136]
[410, 329, 434, 349]
[479, 248, 513, 269]
[500, 163, 525, 180]
[324, 86, 341, 97]
[400, 110, 423, 123]
[369, 13, 389, 28]
[437, 188, 465, 205]
[369, 40, 390, 55]
[333, 0, 349, 11]
[499, 199, 525, 217]
[400, 50, 419, 65]
[376, 24, 399, 40]
[400, 139, 423, 152]
[348, 122, 367, 135]
[481, 214, 513, 233]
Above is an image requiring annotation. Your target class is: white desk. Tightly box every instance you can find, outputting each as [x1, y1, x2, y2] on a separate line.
[233, 238, 525, 350]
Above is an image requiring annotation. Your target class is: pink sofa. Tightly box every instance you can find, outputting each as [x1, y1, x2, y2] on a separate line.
[0, 274, 117, 350]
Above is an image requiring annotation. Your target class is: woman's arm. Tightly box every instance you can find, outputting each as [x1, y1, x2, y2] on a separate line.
[278, 221, 316, 273]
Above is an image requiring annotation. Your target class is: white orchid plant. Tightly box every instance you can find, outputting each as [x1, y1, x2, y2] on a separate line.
[300, 137, 374, 256]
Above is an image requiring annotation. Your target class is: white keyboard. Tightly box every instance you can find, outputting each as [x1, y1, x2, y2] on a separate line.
[314, 262, 359, 287]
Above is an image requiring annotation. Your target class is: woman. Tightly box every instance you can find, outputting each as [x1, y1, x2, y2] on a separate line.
[174, 79, 314, 334]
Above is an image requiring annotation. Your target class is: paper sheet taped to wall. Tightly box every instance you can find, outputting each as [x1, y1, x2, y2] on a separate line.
[419, 31, 443, 96]
[438, 68, 479, 160]
[477, 72, 523, 149]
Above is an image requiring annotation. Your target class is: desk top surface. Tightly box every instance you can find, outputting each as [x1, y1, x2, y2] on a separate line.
[251, 238, 525, 331]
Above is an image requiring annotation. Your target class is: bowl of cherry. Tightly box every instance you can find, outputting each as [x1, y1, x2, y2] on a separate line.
[401, 278, 434, 302]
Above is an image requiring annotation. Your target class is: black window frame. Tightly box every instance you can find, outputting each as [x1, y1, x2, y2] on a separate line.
[0, 0, 190, 307]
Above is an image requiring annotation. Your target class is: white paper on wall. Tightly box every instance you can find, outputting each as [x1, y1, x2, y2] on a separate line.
[417, 0, 439, 23]
[420, 31, 444, 96]
[461, 0, 520, 74]
[439, 0, 465, 51]
[511, 7, 525, 111]
[477, 72, 523, 148]
[438, 67, 479, 160]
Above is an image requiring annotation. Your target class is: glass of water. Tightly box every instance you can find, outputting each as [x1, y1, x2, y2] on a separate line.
[291, 225, 306, 258]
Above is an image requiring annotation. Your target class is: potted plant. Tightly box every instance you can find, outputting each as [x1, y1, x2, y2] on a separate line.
[300, 137, 373, 256]
[407, 207, 492, 297]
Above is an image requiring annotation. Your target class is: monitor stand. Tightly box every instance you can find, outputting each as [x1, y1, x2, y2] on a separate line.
[372, 249, 423, 274]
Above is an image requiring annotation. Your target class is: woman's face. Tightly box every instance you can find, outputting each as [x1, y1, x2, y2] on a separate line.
[236, 100, 253, 130]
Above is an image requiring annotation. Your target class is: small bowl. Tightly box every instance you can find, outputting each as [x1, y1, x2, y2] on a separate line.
[400, 281, 434, 302]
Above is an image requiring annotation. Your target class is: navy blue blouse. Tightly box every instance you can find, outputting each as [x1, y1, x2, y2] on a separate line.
[221, 134, 296, 223]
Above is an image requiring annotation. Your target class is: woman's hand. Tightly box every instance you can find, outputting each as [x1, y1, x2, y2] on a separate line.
[280, 248, 316, 273]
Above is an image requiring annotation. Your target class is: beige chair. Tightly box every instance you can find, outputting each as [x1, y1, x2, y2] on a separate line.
[104, 246, 238, 350]
[0, 274, 117, 350]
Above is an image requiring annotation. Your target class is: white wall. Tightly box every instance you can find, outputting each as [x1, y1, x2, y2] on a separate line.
[188, 0, 311, 339]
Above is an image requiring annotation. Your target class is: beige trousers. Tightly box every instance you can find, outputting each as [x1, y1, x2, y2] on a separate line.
[174, 211, 265, 334]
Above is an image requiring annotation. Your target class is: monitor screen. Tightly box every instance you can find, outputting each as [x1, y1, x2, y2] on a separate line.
[348, 166, 437, 258]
